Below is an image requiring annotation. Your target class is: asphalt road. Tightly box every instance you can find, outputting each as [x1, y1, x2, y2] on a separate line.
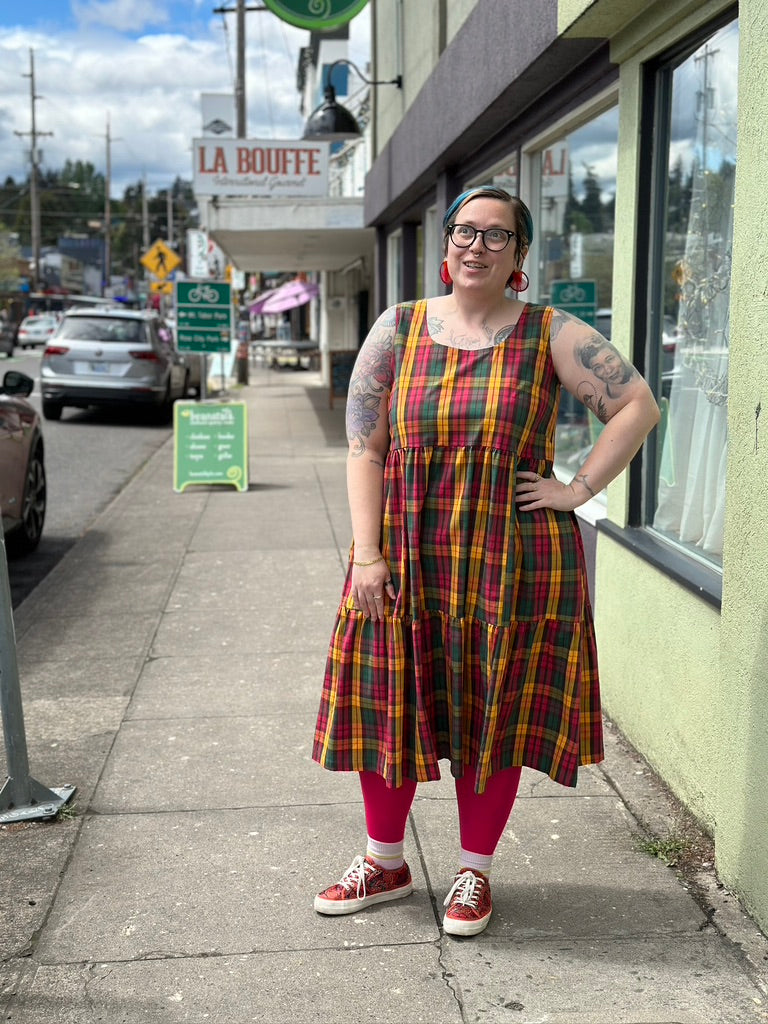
[3, 348, 174, 608]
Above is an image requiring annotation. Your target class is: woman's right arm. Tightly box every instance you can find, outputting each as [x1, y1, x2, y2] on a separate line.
[345, 307, 397, 620]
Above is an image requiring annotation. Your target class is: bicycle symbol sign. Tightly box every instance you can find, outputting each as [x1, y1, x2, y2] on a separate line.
[175, 280, 233, 353]
[557, 284, 588, 304]
[187, 283, 222, 304]
[550, 279, 597, 326]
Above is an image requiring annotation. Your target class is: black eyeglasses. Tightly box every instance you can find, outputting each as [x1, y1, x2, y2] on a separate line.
[448, 223, 517, 251]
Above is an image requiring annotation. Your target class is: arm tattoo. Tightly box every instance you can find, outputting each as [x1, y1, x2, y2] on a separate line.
[577, 381, 610, 423]
[549, 309, 581, 343]
[573, 473, 596, 497]
[346, 319, 395, 457]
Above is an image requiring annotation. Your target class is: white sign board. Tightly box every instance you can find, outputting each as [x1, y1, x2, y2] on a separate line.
[193, 138, 330, 197]
[201, 93, 234, 137]
[186, 230, 209, 278]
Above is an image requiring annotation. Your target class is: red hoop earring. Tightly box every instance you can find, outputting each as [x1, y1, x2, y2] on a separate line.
[440, 260, 453, 286]
[508, 270, 529, 292]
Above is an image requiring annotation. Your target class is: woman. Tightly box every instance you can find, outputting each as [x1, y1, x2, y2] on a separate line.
[312, 186, 659, 937]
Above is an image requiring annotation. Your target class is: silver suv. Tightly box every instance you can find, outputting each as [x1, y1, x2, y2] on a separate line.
[40, 308, 189, 422]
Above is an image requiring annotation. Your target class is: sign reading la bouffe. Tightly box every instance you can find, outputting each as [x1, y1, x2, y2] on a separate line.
[192, 139, 329, 198]
[262, 0, 368, 30]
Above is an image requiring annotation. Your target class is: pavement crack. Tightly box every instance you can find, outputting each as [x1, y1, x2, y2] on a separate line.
[437, 937, 466, 1020]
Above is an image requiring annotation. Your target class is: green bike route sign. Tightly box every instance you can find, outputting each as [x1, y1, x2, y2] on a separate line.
[173, 401, 248, 493]
[549, 279, 597, 327]
[175, 280, 232, 353]
[262, 0, 369, 30]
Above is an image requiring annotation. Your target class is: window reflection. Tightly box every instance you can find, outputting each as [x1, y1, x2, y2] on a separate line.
[651, 19, 738, 566]
[536, 107, 619, 496]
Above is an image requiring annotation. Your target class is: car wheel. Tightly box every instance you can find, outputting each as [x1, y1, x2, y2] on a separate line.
[42, 399, 63, 421]
[7, 444, 46, 556]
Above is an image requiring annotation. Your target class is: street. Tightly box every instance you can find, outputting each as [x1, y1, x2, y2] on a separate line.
[4, 348, 174, 607]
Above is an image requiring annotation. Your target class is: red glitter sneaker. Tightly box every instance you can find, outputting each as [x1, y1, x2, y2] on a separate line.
[314, 855, 413, 915]
[442, 868, 492, 936]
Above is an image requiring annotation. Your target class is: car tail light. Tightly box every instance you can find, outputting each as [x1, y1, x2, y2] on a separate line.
[129, 350, 162, 361]
[44, 345, 70, 356]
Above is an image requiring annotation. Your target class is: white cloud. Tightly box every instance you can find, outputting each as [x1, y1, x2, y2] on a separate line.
[0, 18, 312, 195]
[72, 0, 170, 32]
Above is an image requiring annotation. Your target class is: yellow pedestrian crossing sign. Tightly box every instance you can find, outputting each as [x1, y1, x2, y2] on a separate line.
[141, 239, 181, 279]
[150, 280, 173, 294]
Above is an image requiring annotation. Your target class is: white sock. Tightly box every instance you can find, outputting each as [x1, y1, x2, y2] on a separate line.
[366, 836, 405, 870]
[459, 848, 493, 876]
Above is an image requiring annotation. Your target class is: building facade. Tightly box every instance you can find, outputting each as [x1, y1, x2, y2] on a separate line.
[364, 0, 767, 934]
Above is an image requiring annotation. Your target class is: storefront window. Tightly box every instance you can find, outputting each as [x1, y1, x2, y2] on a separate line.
[649, 19, 737, 568]
[535, 106, 619, 499]
[387, 229, 402, 305]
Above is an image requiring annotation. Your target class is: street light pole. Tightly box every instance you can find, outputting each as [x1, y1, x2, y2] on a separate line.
[14, 49, 52, 293]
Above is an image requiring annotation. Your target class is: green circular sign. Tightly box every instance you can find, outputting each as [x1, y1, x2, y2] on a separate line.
[263, 0, 369, 31]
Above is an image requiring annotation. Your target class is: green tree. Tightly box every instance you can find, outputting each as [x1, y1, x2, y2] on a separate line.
[580, 164, 605, 233]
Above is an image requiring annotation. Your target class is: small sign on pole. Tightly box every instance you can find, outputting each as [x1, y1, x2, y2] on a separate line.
[173, 401, 248, 492]
[175, 280, 232, 354]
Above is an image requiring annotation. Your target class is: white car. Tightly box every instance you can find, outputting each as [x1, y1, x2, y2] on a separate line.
[40, 308, 188, 422]
[17, 313, 60, 349]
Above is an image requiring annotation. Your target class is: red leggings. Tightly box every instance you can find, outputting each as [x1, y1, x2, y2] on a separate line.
[360, 766, 522, 856]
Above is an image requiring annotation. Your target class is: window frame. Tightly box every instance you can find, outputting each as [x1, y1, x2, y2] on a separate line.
[615, 7, 739, 609]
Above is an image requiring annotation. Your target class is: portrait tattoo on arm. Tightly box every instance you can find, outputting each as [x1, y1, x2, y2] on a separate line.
[346, 319, 395, 457]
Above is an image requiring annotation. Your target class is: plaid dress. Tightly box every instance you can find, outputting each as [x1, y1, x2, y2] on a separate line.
[313, 300, 603, 792]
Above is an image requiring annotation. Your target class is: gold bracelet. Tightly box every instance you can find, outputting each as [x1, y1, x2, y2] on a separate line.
[353, 556, 384, 567]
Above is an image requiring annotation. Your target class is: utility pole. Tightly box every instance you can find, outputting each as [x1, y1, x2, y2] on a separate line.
[14, 49, 52, 293]
[141, 174, 150, 251]
[104, 114, 112, 296]
[236, 0, 246, 137]
[167, 187, 174, 248]
[213, 2, 271, 133]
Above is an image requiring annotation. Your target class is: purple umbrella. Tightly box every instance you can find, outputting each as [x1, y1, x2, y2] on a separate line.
[249, 288, 280, 314]
[258, 279, 319, 315]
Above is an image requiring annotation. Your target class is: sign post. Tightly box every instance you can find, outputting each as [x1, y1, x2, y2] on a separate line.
[176, 280, 233, 401]
[0, 532, 76, 823]
[175, 280, 233, 353]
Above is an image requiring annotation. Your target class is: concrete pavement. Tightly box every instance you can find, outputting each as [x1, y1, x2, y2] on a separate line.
[1, 364, 767, 1023]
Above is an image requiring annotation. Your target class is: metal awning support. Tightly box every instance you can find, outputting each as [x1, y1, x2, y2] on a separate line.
[0, 532, 76, 823]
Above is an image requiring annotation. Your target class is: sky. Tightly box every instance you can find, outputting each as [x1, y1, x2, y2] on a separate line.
[0, 0, 371, 198]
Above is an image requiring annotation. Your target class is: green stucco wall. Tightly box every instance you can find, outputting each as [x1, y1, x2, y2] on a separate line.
[592, 0, 768, 934]
[595, 543, 721, 829]
[715, 0, 768, 934]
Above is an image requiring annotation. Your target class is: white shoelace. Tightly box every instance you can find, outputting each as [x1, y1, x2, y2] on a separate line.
[443, 870, 484, 910]
[338, 855, 376, 900]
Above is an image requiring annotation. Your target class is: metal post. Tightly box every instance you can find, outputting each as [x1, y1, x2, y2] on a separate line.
[104, 114, 112, 296]
[236, 0, 246, 138]
[0, 530, 75, 823]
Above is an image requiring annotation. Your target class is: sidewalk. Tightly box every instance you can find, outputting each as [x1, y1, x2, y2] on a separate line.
[1, 365, 767, 1024]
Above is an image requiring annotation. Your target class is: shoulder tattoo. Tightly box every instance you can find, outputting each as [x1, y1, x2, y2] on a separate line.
[346, 319, 395, 456]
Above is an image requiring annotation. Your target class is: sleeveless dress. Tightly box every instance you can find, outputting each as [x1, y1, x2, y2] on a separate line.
[313, 300, 603, 793]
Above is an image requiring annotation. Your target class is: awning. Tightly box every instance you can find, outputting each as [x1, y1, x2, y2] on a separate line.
[254, 279, 320, 314]
[204, 196, 375, 273]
